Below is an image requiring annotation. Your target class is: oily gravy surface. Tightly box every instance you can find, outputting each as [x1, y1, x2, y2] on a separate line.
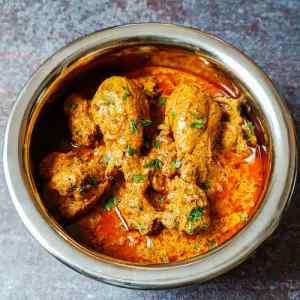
[32, 46, 270, 264]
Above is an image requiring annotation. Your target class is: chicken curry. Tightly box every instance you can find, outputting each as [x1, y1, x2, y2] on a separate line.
[36, 47, 270, 264]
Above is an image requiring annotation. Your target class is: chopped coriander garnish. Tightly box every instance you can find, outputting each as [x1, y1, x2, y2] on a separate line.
[102, 95, 113, 106]
[200, 181, 211, 190]
[127, 145, 135, 156]
[170, 110, 176, 118]
[153, 140, 161, 149]
[102, 153, 111, 164]
[79, 175, 98, 194]
[190, 118, 206, 129]
[144, 158, 163, 169]
[137, 223, 146, 232]
[158, 195, 164, 205]
[186, 222, 195, 235]
[158, 97, 167, 105]
[207, 239, 217, 250]
[130, 119, 138, 134]
[194, 242, 200, 250]
[122, 86, 131, 100]
[66, 103, 78, 110]
[190, 111, 199, 118]
[245, 120, 254, 131]
[87, 175, 98, 187]
[239, 212, 249, 222]
[141, 119, 153, 127]
[171, 159, 182, 169]
[103, 196, 118, 211]
[132, 174, 145, 183]
[188, 207, 204, 222]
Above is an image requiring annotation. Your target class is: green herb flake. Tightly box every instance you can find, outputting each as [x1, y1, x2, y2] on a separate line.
[194, 242, 200, 250]
[190, 118, 206, 129]
[245, 120, 254, 131]
[127, 146, 135, 156]
[66, 103, 78, 110]
[141, 119, 153, 127]
[188, 207, 204, 222]
[170, 110, 176, 118]
[190, 111, 199, 118]
[158, 97, 167, 105]
[102, 95, 113, 106]
[102, 153, 111, 164]
[130, 119, 138, 134]
[158, 195, 164, 205]
[103, 196, 118, 211]
[122, 86, 131, 100]
[144, 158, 163, 169]
[207, 240, 217, 250]
[87, 175, 98, 187]
[132, 174, 145, 183]
[186, 223, 195, 235]
[79, 175, 98, 194]
[171, 159, 182, 169]
[137, 223, 146, 232]
[200, 181, 211, 190]
[239, 212, 249, 222]
[153, 140, 161, 149]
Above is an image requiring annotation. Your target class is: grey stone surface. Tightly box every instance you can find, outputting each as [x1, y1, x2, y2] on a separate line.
[0, 0, 299, 299]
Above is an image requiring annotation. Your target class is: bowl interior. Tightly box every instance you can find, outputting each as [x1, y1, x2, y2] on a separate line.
[25, 43, 272, 266]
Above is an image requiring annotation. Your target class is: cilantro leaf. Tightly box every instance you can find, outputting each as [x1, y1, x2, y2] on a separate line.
[171, 159, 182, 169]
[170, 110, 176, 118]
[188, 207, 204, 222]
[122, 86, 131, 100]
[102, 95, 113, 105]
[200, 181, 211, 190]
[144, 158, 163, 169]
[103, 196, 118, 211]
[127, 146, 135, 156]
[141, 119, 153, 127]
[130, 119, 138, 134]
[245, 120, 254, 131]
[158, 97, 167, 105]
[132, 174, 145, 183]
[190, 118, 206, 129]
[153, 140, 161, 149]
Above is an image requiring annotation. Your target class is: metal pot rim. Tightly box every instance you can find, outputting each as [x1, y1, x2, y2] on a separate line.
[3, 23, 298, 289]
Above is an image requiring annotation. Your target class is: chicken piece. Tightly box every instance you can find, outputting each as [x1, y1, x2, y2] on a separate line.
[144, 124, 178, 193]
[64, 94, 97, 146]
[91, 76, 149, 177]
[215, 97, 257, 155]
[40, 146, 108, 219]
[166, 82, 222, 183]
[116, 182, 159, 235]
[161, 177, 210, 235]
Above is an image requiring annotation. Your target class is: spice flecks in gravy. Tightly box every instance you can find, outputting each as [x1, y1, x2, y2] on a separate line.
[34, 47, 270, 264]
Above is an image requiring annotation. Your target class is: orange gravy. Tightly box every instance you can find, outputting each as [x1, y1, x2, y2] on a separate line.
[64, 51, 270, 264]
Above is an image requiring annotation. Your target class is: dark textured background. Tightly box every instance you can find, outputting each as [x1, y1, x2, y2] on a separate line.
[0, 1, 300, 299]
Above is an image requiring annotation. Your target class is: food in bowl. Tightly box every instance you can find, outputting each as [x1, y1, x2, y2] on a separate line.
[33, 46, 270, 264]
